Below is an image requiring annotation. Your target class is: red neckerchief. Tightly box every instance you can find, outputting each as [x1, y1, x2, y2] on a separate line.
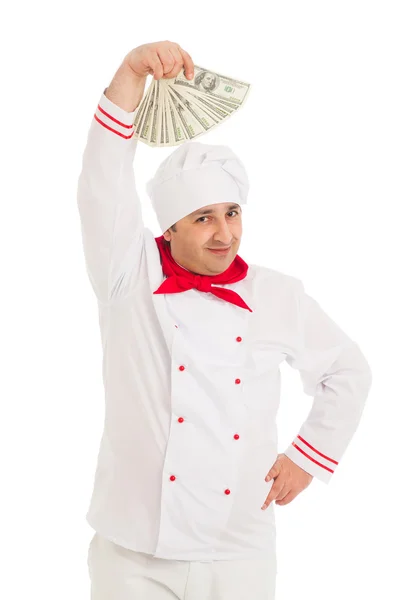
[153, 236, 253, 312]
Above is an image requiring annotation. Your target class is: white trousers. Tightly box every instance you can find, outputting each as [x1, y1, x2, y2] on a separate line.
[88, 533, 276, 600]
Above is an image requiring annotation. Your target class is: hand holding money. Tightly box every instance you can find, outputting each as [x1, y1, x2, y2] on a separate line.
[105, 41, 194, 113]
[123, 40, 195, 82]
[106, 42, 251, 146]
[134, 62, 251, 147]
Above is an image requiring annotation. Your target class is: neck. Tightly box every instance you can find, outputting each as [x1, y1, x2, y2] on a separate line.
[175, 260, 190, 272]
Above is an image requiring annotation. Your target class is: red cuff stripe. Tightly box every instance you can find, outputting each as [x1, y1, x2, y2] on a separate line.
[292, 443, 335, 474]
[94, 114, 134, 139]
[97, 104, 134, 129]
[297, 435, 339, 465]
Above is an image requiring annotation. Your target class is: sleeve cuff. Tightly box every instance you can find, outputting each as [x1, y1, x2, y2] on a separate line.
[93, 88, 136, 139]
[283, 435, 339, 484]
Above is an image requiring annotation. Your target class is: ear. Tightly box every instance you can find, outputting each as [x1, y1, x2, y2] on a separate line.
[163, 229, 172, 242]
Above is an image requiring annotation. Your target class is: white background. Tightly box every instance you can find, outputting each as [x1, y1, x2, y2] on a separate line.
[1, 1, 399, 598]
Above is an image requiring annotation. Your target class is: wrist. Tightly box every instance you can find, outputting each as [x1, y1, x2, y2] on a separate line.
[105, 63, 147, 113]
[119, 60, 147, 84]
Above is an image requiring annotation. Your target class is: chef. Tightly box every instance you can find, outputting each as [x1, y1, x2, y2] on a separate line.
[77, 40, 373, 600]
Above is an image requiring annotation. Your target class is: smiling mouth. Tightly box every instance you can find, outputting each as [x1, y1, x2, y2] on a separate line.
[207, 247, 231, 254]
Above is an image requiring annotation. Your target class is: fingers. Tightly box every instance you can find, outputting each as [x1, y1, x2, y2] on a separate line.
[274, 483, 290, 502]
[177, 44, 194, 79]
[275, 490, 296, 506]
[261, 477, 285, 510]
[262, 453, 312, 509]
[147, 50, 164, 80]
[155, 46, 177, 79]
[264, 482, 302, 508]
[144, 41, 195, 82]
[127, 41, 194, 81]
[262, 480, 300, 509]
[265, 466, 279, 482]
[166, 46, 185, 79]
[156, 44, 194, 80]
[265, 454, 284, 482]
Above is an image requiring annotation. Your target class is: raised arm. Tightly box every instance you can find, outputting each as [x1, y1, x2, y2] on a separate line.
[76, 41, 194, 303]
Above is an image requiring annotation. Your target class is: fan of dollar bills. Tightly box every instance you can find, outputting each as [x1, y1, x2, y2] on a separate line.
[132, 65, 251, 147]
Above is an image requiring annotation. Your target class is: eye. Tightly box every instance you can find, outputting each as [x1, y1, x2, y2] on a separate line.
[196, 211, 239, 223]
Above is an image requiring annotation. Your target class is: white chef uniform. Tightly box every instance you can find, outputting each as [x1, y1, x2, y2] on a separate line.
[77, 90, 372, 596]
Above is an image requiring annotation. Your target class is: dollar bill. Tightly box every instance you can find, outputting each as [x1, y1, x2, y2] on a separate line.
[149, 80, 160, 146]
[133, 82, 152, 137]
[174, 65, 250, 106]
[168, 86, 216, 131]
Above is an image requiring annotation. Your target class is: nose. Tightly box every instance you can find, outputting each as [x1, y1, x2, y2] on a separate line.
[212, 220, 234, 246]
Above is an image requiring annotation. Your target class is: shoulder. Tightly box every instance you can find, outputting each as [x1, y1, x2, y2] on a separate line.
[247, 262, 304, 293]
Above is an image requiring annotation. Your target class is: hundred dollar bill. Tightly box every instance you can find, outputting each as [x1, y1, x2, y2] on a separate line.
[173, 65, 251, 107]
[188, 88, 240, 113]
[133, 79, 154, 139]
[184, 90, 232, 120]
[159, 82, 165, 145]
[168, 86, 217, 131]
[166, 86, 187, 145]
[133, 82, 151, 137]
[137, 80, 168, 146]
[162, 82, 169, 145]
[172, 86, 246, 141]
[180, 92, 224, 125]
[139, 82, 156, 142]
[149, 80, 161, 146]
[168, 87, 213, 140]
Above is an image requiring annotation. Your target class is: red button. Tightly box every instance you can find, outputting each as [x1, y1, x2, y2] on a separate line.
[170, 475, 176, 481]
[224, 489, 231, 495]
[233, 434, 240, 440]
[178, 417, 184, 423]
[236, 336, 242, 342]
[179, 365, 185, 371]
[235, 378, 241, 385]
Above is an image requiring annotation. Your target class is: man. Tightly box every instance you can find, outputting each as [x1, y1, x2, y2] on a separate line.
[77, 41, 372, 600]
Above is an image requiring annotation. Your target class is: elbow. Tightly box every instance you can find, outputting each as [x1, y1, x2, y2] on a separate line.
[356, 344, 373, 391]
[333, 341, 373, 398]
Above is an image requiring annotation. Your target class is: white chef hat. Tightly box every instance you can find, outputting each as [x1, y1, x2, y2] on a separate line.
[146, 141, 249, 234]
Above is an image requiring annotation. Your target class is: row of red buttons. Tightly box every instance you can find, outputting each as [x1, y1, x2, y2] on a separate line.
[169, 474, 231, 495]
[172, 328, 242, 497]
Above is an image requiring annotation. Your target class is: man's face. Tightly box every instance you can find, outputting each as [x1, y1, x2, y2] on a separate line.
[163, 202, 243, 275]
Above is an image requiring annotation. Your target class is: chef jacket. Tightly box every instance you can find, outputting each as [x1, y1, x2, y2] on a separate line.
[76, 90, 373, 562]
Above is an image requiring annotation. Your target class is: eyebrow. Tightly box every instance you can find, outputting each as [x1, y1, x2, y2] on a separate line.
[191, 204, 242, 217]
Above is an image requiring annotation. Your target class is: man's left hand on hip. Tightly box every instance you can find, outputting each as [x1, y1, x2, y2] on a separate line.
[261, 453, 314, 509]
